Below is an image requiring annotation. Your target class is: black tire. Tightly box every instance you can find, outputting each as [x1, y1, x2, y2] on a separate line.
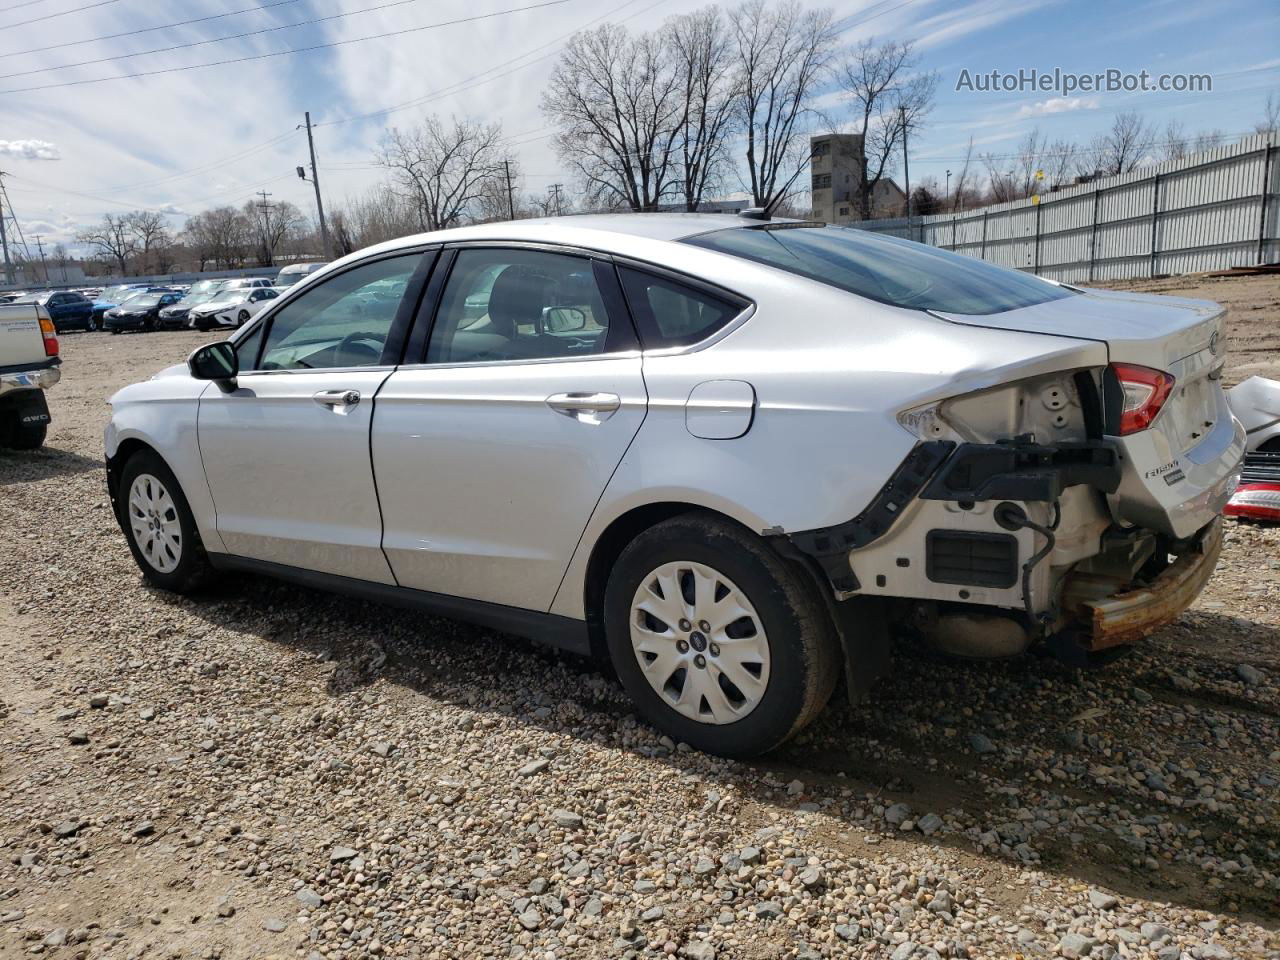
[143, 316, 155, 332]
[603, 513, 840, 757]
[110, 328, 120, 335]
[3, 415, 47, 450]
[116, 449, 213, 593]
[237, 310, 250, 326]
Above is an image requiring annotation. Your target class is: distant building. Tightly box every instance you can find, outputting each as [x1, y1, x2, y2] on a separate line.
[809, 134, 906, 223]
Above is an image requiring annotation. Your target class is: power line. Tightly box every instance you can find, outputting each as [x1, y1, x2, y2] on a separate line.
[102, 129, 298, 193]
[0, 0, 573, 94]
[315, 0, 653, 127]
[0, 0, 120, 31]
[0, 0, 442, 81]
[3, 0, 304, 59]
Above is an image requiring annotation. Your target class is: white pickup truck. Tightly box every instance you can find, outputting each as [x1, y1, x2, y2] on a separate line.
[0, 301, 61, 449]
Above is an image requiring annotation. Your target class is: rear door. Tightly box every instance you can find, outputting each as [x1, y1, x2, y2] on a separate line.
[372, 245, 647, 611]
[197, 250, 433, 581]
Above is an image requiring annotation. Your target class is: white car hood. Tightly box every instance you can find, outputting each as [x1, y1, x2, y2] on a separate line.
[933, 287, 1223, 369]
[151, 362, 188, 379]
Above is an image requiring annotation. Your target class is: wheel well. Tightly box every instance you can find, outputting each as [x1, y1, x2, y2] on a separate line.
[1258, 436, 1280, 453]
[105, 438, 160, 512]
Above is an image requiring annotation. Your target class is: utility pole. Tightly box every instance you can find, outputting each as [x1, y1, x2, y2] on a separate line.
[503, 159, 516, 221]
[549, 183, 563, 217]
[900, 105, 912, 226]
[945, 169, 951, 211]
[0, 171, 12, 286]
[256, 190, 274, 265]
[302, 112, 330, 259]
[32, 234, 48, 286]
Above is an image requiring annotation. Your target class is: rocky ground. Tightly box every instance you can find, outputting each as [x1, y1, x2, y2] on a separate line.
[1, 275, 1278, 960]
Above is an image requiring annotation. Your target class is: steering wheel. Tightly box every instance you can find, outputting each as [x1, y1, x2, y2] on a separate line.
[335, 330, 385, 363]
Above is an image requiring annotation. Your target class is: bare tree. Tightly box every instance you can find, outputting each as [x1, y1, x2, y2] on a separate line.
[127, 210, 171, 274]
[837, 37, 938, 219]
[242, 199, 306, 267]
[950, 136, 975, 211]
[542, 24, 683, 211]
[182, 206, 254, 270]
[665, 7, 739, 210]
[730, 0, 836, 210]
[77, 214, 136, 275]
[1161, 119, 1188, 162]
[376, 115, 506, 230]
[1192, 129, 1227, 153]
[52, 243, 70, 282]
[1084, 111, 1155, 176]
[1256, 92, 1280, 135]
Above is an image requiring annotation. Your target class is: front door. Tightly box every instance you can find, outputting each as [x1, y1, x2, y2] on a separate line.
[373, 246, 647, 610]
[197, 253, 425, 583]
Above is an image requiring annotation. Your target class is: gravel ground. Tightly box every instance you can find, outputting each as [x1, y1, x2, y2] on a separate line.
[1, 276, 1278, 960]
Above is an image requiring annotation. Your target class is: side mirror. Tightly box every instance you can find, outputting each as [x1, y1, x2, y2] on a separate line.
[188, 341, 238, 392]
[545, 306, 587, 333]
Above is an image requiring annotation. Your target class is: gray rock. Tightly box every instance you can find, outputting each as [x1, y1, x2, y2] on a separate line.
[582, 897, 603, 917]
[968, 732, 996, 754]
[262, 918, 287, 933]
[89, 694, 109, 709]
[52, 820, 81, 837]
[927, 889, 953, 915]
[528, 877, 549, 895]
[684, 941, 715, 960]
[693, 857, 717, 875]
[1, 911, 25, 923]
[917, 813, 943, 836]
[369, 740, 391, 758]
[296, 887, 324, 909]
[131, 821, 154, 838]
[834, 924, 858, 941]
[640, 906, 663, 922]
[1140, 923, 1171, 943]
[635, 879, 657, 894]
[43, 930, 68, 947]
[1132, 686, 1153, 704]
[329, 846, 359, 862]
[754, 901, 783, 919]
[1237, 663, 1263, 685]
[738, 845, 761, 863]
[517, 909, 541, 931]
[551, 809, 582, 829]
[1087, 889, 1118, 910]
[890, 942, 917, 960]
[215, 899, 235, 918]
[798, 865, 823, 889]
[884, 802, 911, 825]
[68, 731, 89, 745]
[1193, 945, 1231, 960]
[518, 759, 549, 776]
[1059, 932, 1096, 958]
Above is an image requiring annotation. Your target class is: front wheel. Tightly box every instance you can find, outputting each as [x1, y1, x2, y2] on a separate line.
[237, 310, 250, 326]
[604, 514, 840, 757]
[117, 450, 212, 593]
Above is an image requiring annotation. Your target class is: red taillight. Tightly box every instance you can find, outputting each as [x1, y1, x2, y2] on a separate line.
[1226, 483, 1280, 522]
[1111, 363, 1174, 435]
[38, 314, 59, 357]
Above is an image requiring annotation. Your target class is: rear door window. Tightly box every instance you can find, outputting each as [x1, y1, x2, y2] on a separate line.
[683, 224, 1073, 315]
[617, 268, 744, 349]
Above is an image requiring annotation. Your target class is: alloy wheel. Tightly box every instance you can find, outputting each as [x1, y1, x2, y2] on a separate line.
[629, 561, 771, 724]
[128, 473, 182, 573]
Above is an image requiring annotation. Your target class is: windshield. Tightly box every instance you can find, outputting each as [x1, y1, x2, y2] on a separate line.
[683, 224, 1073, 315]
[102, 285, 140, 301]
[129, 294, 161, 307]
[210, 292, 248, 305]
[181, 290, 218, 306]
[189, 280, 224, 296]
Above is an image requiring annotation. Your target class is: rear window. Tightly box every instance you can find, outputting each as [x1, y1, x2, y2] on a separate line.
[683, 224, 1073, 315]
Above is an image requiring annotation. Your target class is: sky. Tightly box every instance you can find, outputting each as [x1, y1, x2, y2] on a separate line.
[0, 0, 1277, 256]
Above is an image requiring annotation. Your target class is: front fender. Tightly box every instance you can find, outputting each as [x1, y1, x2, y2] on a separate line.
[106, 376, 223, 553]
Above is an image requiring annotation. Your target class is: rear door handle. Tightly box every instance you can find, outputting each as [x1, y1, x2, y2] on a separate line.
[313, 389, 361, 411]
[546, 391, 621, 423]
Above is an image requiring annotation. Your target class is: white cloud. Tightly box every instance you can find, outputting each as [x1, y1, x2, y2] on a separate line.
[1016, 97, 1100, 118]
[0, 139, 60, 160]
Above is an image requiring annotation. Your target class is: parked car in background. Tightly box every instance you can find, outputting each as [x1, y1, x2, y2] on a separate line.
[103, 214, 1245, 757]
[188, 287, 278, 330]
[7, 290, 94, 332]
[273, 262, 328, 288]
[0, 299, 60, 449]
[0, 291, 29, 304]
[158, 289, 221, 329]
[104, 291, 184, 333]
[218, 277, 276, 294]
[92, 284, 150, 328]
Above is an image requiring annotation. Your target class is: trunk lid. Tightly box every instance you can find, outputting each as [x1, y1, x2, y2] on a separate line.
[935, 287, 1241, 539]
[0, 303, 53, 369]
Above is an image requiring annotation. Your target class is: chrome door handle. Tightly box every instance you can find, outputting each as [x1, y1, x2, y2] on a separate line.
[313, 389, 361, 409]
[546, 391, 621, 423]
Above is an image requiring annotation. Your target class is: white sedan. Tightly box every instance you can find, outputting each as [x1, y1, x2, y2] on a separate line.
[103, 213, 1243, 756]
[188, 288, 279, 331]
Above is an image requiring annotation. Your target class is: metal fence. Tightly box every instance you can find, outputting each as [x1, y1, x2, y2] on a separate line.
[852, 132, 1279, 282]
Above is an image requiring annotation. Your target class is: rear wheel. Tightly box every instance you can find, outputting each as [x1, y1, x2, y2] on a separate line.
[117, 450, 212, 593]
[237, 310, 250, 326]
[604, 513, 840, 757]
